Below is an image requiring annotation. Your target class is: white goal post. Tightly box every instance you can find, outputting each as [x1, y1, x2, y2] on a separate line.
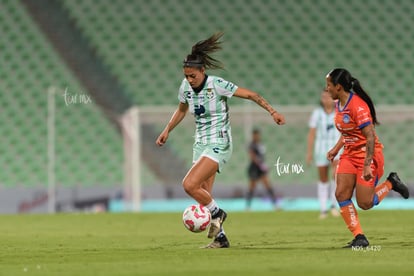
[47, 88, 143, 213]
[120, 107, 142, 211]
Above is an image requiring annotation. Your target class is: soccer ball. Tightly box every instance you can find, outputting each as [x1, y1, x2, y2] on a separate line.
[182, 204, 211, 233]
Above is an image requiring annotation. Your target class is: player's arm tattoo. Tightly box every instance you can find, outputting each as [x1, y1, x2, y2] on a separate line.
[252, 93, 277, 115]
[363, 126, 375, 166]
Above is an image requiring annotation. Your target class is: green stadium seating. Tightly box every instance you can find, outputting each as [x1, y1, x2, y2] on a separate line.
[0, 1, 128, 187]
[62, 0, 413, 105]
[1, 0, 413, 192]
[61, 0, 414, 187]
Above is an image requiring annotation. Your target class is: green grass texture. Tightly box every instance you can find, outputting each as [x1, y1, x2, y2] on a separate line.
[0, 211, 413, 276]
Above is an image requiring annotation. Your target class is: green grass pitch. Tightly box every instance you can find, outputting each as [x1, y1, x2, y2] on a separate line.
[0, 210, 413, 275]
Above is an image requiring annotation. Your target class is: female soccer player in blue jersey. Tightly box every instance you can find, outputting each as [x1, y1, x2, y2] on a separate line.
[156, 32, 285, 248]
[306, 89, 341, 219]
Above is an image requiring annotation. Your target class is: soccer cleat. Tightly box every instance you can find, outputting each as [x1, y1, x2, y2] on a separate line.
[387, 172, 410, 199]
[319, 212, 328, 220]
[207, 209, 227, 239]
[203, 233, 230, 249]
[343, 234, 369, 248]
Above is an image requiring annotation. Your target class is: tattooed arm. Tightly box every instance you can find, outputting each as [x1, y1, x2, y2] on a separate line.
[361, 124, 375, 181]
[233, 87, 285, 125]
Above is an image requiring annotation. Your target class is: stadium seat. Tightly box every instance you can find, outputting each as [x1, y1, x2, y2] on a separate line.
[0, 1, 124, 187]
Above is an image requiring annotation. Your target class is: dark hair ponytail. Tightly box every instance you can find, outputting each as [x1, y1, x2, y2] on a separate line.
[328, 68, 379, 125]
[183, 32, 224, 69]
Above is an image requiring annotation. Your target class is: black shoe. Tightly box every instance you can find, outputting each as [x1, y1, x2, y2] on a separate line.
[207, 209, 227, 238]
[211, 208, 227, 220]
[387, 172, 409, 199]
[343, 234, 369, 248]
[204, 233, 230, 248]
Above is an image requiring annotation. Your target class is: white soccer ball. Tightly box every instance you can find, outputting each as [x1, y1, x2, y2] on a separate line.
[182, 204, 211, 233]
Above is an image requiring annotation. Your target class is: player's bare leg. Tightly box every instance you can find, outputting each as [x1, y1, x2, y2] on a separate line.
[182, 157, 229, 248]
[182, 157, 217, 206]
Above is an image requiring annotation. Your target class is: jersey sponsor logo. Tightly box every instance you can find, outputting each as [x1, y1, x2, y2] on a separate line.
[343, 114, 350, 123]
[194, 104, 205, 116]
[206, 89, 214, 99]
[327, 124, 334, 131]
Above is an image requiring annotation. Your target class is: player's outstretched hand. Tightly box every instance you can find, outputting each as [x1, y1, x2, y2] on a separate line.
[272, 112, 285, 125]
[156, 129, 169, 146]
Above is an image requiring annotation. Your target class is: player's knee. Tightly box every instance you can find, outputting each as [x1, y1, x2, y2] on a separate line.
[357, 200, 373, 210]
[335, 191, 347, 202]
[182, 177, 196, 195]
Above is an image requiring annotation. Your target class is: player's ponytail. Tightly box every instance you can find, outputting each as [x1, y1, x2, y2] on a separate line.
[350, 77, 379, 125]
[183, 32, 224, 70]
[328, 68, 379, 125]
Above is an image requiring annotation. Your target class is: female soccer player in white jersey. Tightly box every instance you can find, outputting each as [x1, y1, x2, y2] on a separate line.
[307, 89, 341, 219]
[156, 32, 285, 248]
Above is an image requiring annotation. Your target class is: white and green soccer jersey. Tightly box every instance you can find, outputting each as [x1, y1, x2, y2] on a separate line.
[309, 107, 341, 165]
[178, 75, 238, 144]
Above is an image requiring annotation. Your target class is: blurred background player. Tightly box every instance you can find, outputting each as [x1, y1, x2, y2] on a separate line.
[307, 89, 340, 219]
[246, 128, 280, 210]
[326, 68, 409, 248]
[156, 32, 285, 248]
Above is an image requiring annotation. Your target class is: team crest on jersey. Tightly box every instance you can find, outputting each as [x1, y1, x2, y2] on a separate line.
[343, 114, 350, 123]
[206, 89, 214, 99]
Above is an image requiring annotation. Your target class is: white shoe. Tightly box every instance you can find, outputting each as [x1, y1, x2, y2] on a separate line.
[330, 208, 340, 217]
[319, 212, 328, 219]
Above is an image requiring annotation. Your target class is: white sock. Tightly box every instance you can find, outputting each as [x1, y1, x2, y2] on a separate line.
[317, 182, 329, 213]
[205, 199, 220, 217]
[330, 180, 337, 208]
